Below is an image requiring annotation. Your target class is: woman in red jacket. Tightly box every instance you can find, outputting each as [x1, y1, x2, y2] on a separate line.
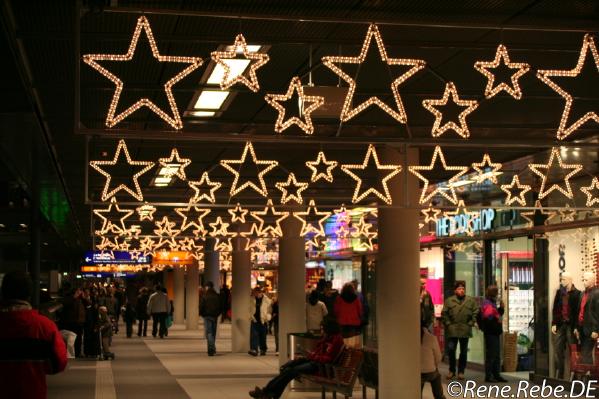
[249, 318, 344, 399]
[334, 283, 363, 348]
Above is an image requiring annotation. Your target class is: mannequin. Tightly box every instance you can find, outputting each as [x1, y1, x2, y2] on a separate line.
[551, 272, 581, 379]
[574, 271, 599, 364]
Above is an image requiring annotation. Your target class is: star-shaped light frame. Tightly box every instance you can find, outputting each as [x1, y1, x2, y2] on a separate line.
[210, 34, 270, 92]
[158, 148, 191, 181]
[209, 217, 234, 237]
[275, 172, 309, 204]
[408, 146, 469, 205]
[175, 203, 211, 236]
[228, 203, 249, 223]
[90, 139, 155, 202]
[93, 197, 134, 235]
[581, 177, 599, 206]
[421, 204, 441, 223]
[340, 144, 402, 205]
[473, 44, 530, 100]
[264, 76, 324, 135]
[188, 172, 222, 204]
[250, 199, 289, 238]
[528, 147, 583, 199]
[537, 34, 599, 140]
[82, 16, 203, 129]
[220, 142, 278, 197]
[422, 82, 479, 139]
[472, 153, 503, 184]
[306, 151, 338, 183]
[321, 24, 426, 123]
[294, 199, 331, 237]
[500, 175, 531, 206]
[136, 202, 157, 222]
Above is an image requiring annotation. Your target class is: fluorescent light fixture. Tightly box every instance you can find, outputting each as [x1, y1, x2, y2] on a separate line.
[159, 164, 182, 176]
[449, 180, 475, 188]
[478, 171, 504, 181]
[154, 183, 169, 187]
[225, 44, 261, 53]
[0, 223, 5, 228]
[154, 177, 172, 184]
[194, 90, 230, 110]
[20, 223, 28, 228]
[207, 59, 251, 85]
[189, 111, 216, 117]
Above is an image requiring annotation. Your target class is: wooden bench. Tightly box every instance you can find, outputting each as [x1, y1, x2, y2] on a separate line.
[358, 348, 378, 399]
[300, 347, 364, 399]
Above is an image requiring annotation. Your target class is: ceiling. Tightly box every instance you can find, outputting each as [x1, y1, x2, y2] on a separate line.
[2, 0, 599, 251]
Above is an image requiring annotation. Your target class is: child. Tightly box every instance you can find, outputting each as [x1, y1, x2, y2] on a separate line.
[123, 302, 137, 338]
[98, 306, 114, 360]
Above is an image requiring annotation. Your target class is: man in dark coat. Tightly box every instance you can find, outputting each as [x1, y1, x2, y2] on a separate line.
[200, 282, 222, 356]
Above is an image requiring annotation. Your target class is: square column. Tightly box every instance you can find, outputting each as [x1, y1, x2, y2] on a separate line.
[185, 262, 200, 330]
[204, 237, 221, 293]
[173, 266, 185, 325]
[231, 237, 251, 352]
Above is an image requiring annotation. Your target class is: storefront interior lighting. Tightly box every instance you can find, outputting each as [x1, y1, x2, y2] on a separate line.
[194, 90, 231, 110]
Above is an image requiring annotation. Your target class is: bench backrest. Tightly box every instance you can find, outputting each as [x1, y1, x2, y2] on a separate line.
[336, 347, 364, 385]
[359, 348, 378, 387]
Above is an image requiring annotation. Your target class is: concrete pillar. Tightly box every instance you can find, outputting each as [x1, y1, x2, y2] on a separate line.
[205, 237, 221, 293]
[377, 146, 420, 398]
[231, 237, 251, 352]
[185, 262, 200, 330]
[278, 216, 306, 367]
[173, 266, 185, 325]
[49, 270, 60, 295]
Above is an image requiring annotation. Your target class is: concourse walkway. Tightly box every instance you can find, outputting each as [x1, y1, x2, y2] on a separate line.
[47, 321, 549, 399]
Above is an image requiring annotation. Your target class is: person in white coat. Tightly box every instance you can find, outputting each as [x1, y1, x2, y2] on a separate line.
[147, 285, 171, 339]
[421, 325, 446, 399]
[249, 286, 272, 356]
[306, 290, 328, 333]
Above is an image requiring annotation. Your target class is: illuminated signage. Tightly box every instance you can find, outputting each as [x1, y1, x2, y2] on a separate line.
[436, 208, 495, 237]
[84, 251, 151, 265]
[152, 251, 195, 266]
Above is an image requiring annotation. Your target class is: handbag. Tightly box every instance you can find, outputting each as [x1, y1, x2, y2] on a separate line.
[166, 315, 173, 328]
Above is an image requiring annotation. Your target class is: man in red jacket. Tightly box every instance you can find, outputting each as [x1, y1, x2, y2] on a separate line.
[249, 318, 344, 399]
[0, 271, 68, 398]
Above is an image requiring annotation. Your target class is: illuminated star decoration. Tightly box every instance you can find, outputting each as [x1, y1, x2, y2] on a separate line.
[228, 203, 249, 223]
[422, 82, 479, 139]
[82, 16, 203, 129]
[158, 148, 191, 181]
[250, 199, 289, 237]
[521, 200, 557, 227]
[306, 151, 338, 183]
[178, 237, 201, 252]
[210, 33, 270, 92]
[559, 204, 577, 222]
[421, 204, 441, 223]
[220, 142, 278, 197]
[175, 203, 211, 236]
[264, 76, 324, 135]
[97, 237, 119, 251]
[136, 202, 157, 222]
[408, 146, 469, 205]
[351, 217, 377, 252]
[472, 153, 503, 184]
[209, 217, 233, 237]
[528, 147, 583, 199]
[93, 197, 134, 234]
[240, 222, 265, 239]
[537, 34, 599, 140]
[340, 144, 402, 205]
[187, 172, 222, 203]
[90, 139, 155, 202]
[500, 175, 531, 206]
[321, 24, 426, 123]
[333, 204, 352, 225]
[275, 173, 309, 204]
[473, 44, 530, 100]
[581, 177, 599, 206]
[215, 238, 233, 253]
[139, 236, 156, 257]
[294, 199, 331, 237]
[153, 216, 180, 250]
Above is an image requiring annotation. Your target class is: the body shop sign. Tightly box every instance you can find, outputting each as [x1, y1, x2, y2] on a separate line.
[436, 208, 495, 237]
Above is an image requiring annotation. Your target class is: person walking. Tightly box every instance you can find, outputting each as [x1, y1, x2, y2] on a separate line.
[480, 285, 508, 383]
[441, 280, 479, 380]
[334, 283, 363, 348]
[0, 271, 68, 398]
[123, 301, 136, 338]
[249, 286, 272, 356]
[136, 287, 150, 337]
[421, 323, 446, 399]
[306, 290, 328, 333]
[147, 285, 171, 339]
[200, 282, 222, 356]
[58, 286, 86, 357]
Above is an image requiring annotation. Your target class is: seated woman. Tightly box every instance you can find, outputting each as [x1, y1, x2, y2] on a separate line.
[249, 318, 344, 399]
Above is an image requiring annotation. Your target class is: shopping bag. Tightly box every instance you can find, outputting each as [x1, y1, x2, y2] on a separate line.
[166, 315, 173, 328]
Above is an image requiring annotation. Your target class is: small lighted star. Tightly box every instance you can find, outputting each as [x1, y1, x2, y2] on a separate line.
[422, 82, 479, 139]
[209, 217, 233, 237]
[158, 148, 191, 181]
[228, 203, 249, 223]
[421, 204, 442, 223]
[528, 147, 583, 199]
[187, 172, 222, 203]
[473, 44, 530, 100]
[294, 199, 331, 237]
[275, 173, 309, 204]
[220, 142, 278, 197]
[472, 154, 503, 184]
[136, 203, 156, 222]
[500, 175, 531, 206]
[93, 197, 134, 234]
[581, 177, 599, 206]
[250, 199, 289, 237]
[306, 151, 338, 183]
[175, 203, 211, 236]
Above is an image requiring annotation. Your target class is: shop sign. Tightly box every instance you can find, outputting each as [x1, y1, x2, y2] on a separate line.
[84, 250, 151, 265]
[436, 208, 495, 237]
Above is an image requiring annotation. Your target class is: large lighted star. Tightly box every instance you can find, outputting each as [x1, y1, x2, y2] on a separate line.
[175, 203, 211, 236]
[90, 139, 155, 202]
[500, 175, 531, 206]
[306, 151, 337, 183]
[93, 197, 134, 234]
[187, 172, 222, 203]
[250, 199, 289, 237]
[220, 142, 278, 197]
[581, 177, 599, 206]
[408, 146, 469, 205]
[275, 173, 309, 204]
[422, 82, 479, 139]
[264, 76, 324, 135]
[82, 16, 203, 129]
[294, 199, 331, 237]
[537, 34, 599, 140]
[472, 153, 503, 184]
[528, 147, 583, 199]
[474, 44, 530, 100]
[321, 24, 426, 123]
[158, 148, 191, 181]
[340, 144, 402, 205]
[211, 33, 270, 92]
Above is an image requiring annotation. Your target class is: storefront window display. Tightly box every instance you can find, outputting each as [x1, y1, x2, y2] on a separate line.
[546, 226, 599, 381]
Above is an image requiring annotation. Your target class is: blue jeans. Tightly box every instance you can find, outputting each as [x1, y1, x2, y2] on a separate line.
[264, 358, 319, 398]
[203, 317, 217, 354]
[250, 321, 268, 353]
[446, 337, 469, 374]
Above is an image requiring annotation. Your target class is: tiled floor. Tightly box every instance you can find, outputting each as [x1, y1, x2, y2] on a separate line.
[47, 321, 570, 399]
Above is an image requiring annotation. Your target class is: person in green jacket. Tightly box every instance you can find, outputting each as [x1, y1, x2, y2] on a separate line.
[441, 280, 479, 380]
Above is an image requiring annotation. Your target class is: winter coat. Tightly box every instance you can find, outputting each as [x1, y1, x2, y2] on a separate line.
[480, 298, 504, 336]
[579, 287, 599, 336]
[136, 293, 149, 320]
[306, 301, 328, 331]
[551, 286, 581, 330]
[250, 295, 272, 324]
[334, 294, 362, 327]
[421, 328, 442, 373]
[147, 291, 171, 315]
[441, 295, 479, 338]
[200, 289, 222, 318]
